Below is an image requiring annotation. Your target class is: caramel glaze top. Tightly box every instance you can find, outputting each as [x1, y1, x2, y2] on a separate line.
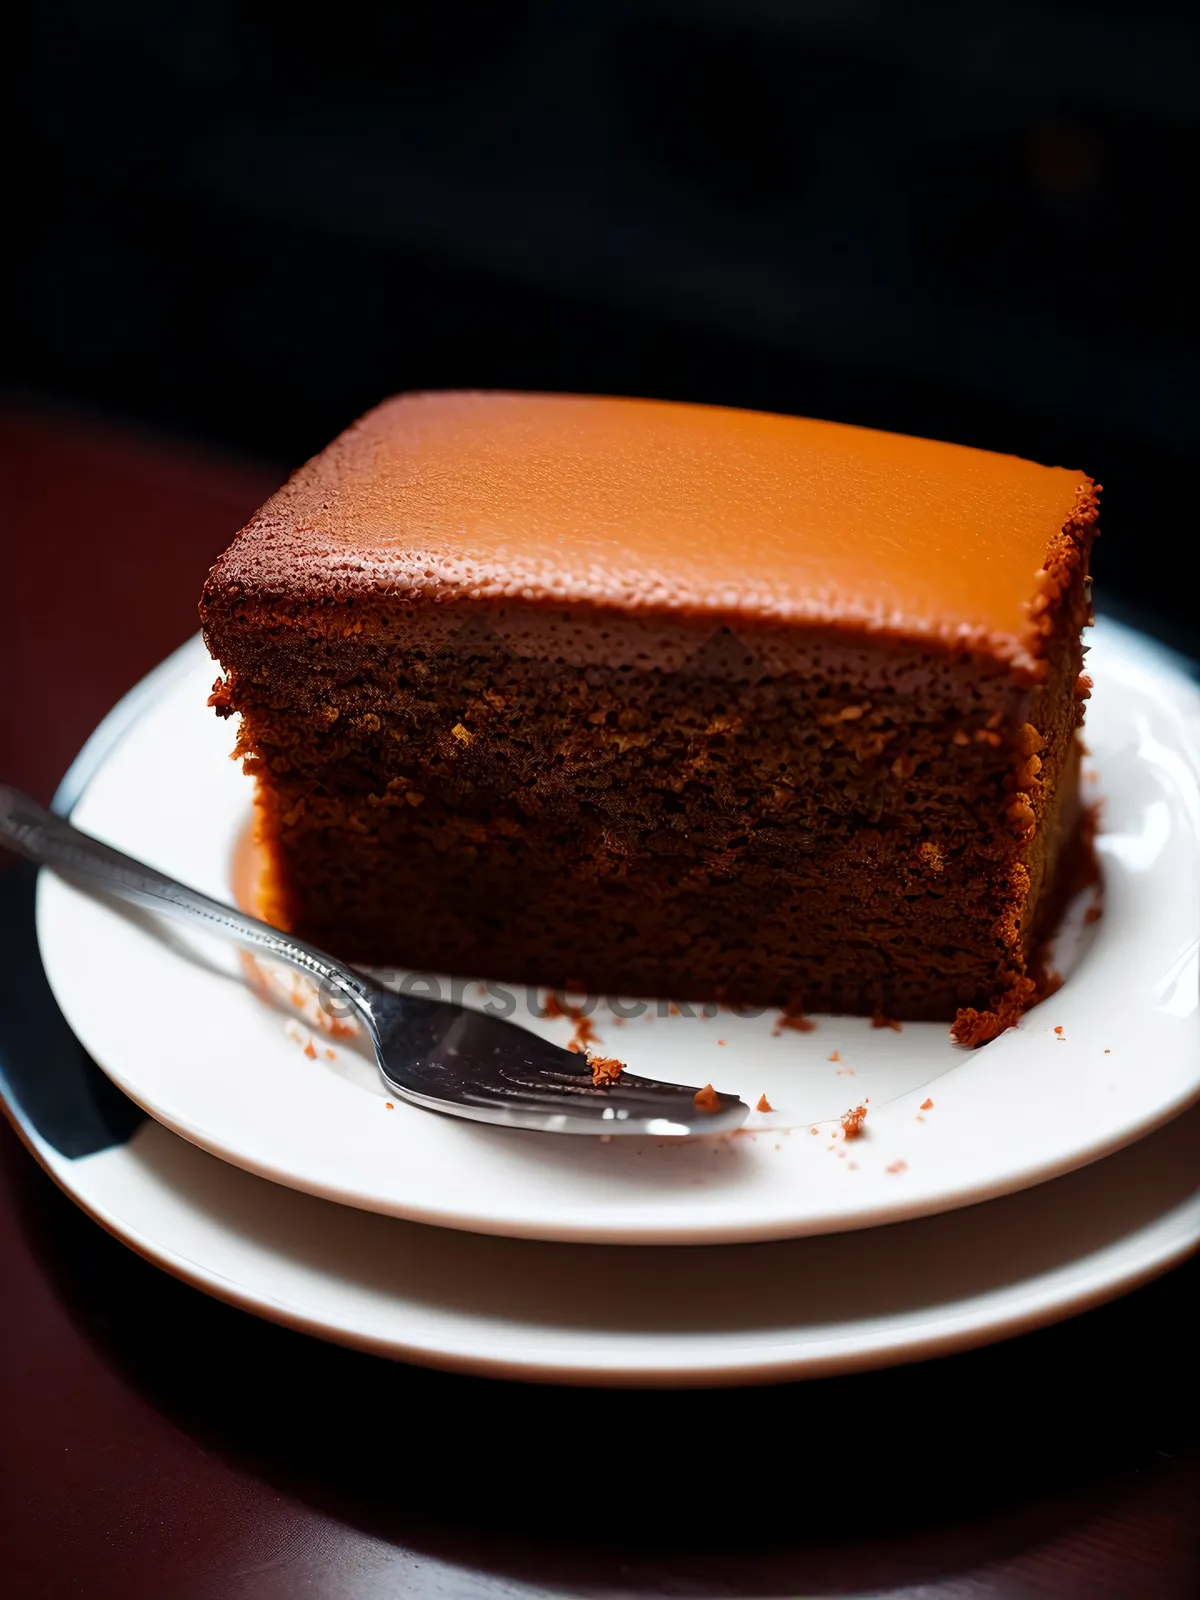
[203, 391, 1098, 673]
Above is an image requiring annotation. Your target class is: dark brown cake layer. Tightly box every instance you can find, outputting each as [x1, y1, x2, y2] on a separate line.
[205, 602, 1092, 1028]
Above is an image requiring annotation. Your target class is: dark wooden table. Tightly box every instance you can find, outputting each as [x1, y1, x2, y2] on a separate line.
[1, 399, 1197, 1599]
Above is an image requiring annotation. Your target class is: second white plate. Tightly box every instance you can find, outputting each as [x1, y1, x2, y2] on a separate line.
[6, 1079, 1200, 1387]
[36, 619, 1200, 1244]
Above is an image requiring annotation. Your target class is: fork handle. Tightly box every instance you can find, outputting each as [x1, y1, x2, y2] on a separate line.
[0, 785, 376, 1020]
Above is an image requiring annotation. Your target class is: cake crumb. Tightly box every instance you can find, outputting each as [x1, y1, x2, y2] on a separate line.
[302, 1039, 317, 1060]
[542, 990, 574, 1020]
[828, 1050, 841, 1062]
[774, 1001, 815, 1036]
[756, 1093, 774, 1113]
[952, 971, 1040, 1047]
[1104, 1048, 1111, 1054]
[385, 1101, 394, 1110]
[572, 1015, 599, 1050]
[693, 1084, 721, 1112]
[325, 1048, 336, 1060]
[920, 1097, 934, 1110]
[566, 1015, 600, 1054]
[871, 1011, 902, 1032]
[841, 1104, 868, 1140]
[545, 991, 601, 1054]
[886, 1158, 908, 1174]
[718, 1039, 727, 1046]
[587, 1054, 624, 1087]
[1054, 1025, 1064, 1037]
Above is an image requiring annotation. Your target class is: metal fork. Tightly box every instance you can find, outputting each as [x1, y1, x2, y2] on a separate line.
[0, 786, 748, 1136]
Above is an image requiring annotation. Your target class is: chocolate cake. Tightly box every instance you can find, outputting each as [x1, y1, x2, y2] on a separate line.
[200, 392, 1099, 1043]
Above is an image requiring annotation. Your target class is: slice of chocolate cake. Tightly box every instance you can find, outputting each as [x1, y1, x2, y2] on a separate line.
[200, 392, 1099, 1043]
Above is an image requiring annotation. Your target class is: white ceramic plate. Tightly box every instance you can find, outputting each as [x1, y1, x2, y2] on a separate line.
[36, 619, 1200, 1244]
[7, 1089, 1199, 1387]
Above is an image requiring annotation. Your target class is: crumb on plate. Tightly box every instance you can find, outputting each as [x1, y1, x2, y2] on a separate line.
[841, 1104, 868, 1140]
[774, 1001, 816, 1036]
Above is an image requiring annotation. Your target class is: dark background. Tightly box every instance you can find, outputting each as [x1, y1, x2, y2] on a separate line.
[5, 0, 1199, 653]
